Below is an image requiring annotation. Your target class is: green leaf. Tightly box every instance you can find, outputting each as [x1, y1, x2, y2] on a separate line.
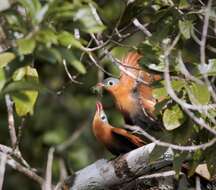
[36, 47, 62, 63]
[69, 59, 86, 74]
[163, 104, 186, 130]
[11, 66, 39, 116]
[60, 48, 86, 74]
[139, 40, 178, 72]
[2, 80, 47, 94]
[0, 52, 16, 68]
[173, 151, 188, 177]
[205, 146, 216, 176]
[35, 4, 48, 23]
[178, 20, 193, 39]
[186, 83, 210, 105]
[154, 98, 170, 115]
[58, 31, 83, 48]
[188, 150, 203, 177]
[139, 41, 161, 66]
[179, 0, 190, 9]
[19, 0, 41, 23]
[148, 62, 165, 72]
[17, 38, 36, 55]
[198, 59, 216, 76]
[74, 7, 105, 33]
[149, 145, 167, 163]
[36, 29, 58, 47]
[0, 69, 6, 91]
[12, 90, 38, 116]
[153, 80, 185, 99]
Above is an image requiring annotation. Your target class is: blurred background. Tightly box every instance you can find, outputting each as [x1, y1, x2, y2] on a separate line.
[0, 1, 145, 189]
[1, 0, 216, 189]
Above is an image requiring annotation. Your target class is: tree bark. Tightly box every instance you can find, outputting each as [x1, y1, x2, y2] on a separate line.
[63, 143, 173, 190]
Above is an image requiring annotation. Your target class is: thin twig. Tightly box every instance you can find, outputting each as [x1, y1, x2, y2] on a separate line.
[0, 152, 43, 185]
[132, 18, 152, 37]
[59, 158, 68, 181]
[89, 3, 103, 25]
[15, 118, 25, 151]
[126, 125, 216, 151]
[0, 144, 30, 169]
[164, 33, 181, 57]
[196, 176, 201, 190]
[54, 182, 63, 190]
[5, 95, 17, 149]
[88, 53, 115, 77]
[198, 0, 205, 6]
[62, 59, 82, 84]
[177, 51, 204, 85]
[81, 40, 110, 52]
[138, 170, 181, 180]
[200, 0, 216, 102]
[0, 153, 7, 190]
[43, 147, 55, 190]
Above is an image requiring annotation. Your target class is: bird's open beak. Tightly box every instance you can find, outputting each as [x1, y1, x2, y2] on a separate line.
[96, 101, 103, 113]
[96, 82, 104, 87]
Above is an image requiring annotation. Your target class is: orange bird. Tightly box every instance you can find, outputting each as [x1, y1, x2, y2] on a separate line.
[92, 101, 144, 155]
[97, 52, 161, 128]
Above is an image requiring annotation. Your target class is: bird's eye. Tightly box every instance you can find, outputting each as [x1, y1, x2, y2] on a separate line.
[108, 81, 114, 86]
[101, 115, 106, 121]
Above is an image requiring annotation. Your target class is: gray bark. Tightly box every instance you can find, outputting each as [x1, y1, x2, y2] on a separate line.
[63, 143, 173, 190]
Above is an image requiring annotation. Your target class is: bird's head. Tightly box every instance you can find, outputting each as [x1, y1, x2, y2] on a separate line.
[93, 101, 108, 125]
[97, 77, 120, 93]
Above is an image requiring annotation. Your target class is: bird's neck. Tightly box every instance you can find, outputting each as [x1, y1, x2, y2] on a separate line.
[92, 119, 112, 142]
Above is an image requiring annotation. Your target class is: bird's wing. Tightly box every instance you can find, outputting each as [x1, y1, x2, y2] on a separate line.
[119, 52, 143, 89]
[137, 84, 156, 117]
[119, 52, 161, 87]
[111, 127, 144, 148]
[119, 52, 162, 118]
[137, 72, 161, 118]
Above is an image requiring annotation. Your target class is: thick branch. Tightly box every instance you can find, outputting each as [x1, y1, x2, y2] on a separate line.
[62, 143, 172, 190]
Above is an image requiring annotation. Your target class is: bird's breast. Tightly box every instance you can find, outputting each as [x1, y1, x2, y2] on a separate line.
[93, 122, 113, 145]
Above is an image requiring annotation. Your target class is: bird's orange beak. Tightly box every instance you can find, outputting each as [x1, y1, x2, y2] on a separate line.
[96, 101, 103, 113]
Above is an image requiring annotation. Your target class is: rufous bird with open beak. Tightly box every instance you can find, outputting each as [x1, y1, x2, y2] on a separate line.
[92, 101, 144, 156]
[97, 52, 161, 129]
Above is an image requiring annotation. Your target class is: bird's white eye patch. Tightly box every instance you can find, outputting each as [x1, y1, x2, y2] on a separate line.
[100, 113, 108, 122]
[103, 77, 119, 87]
[108, 81, 114, 86]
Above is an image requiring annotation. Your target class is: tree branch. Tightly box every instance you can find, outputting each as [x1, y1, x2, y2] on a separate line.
[0, 153, 7, 190]
[62, 143, 173, 190]
[43, 147, 55, 190]
[0, 152, 44, 185]
[5, 95, 17, 149]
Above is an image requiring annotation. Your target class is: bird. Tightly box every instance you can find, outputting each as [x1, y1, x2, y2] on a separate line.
[92, 101, 144, 156]
[97, 52, 162, 129]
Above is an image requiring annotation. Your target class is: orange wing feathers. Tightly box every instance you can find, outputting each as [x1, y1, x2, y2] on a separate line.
[120, 52, 161, 86]
[120, 52, 161, 118]
[119, 52, 142, 88]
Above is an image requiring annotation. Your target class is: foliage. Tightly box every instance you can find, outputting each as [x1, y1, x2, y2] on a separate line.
[0, 0, 216, 189]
